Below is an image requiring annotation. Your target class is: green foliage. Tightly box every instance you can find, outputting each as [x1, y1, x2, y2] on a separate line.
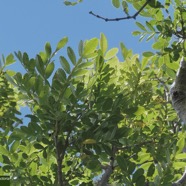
[0, 0, 186, 185]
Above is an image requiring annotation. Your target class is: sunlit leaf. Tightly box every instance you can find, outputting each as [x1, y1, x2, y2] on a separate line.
[82, 139, 96, 144]
[56, 37, 68, 52]
[105, 48, 118, 60]
[5, 54, 16, 66]
[100, 33, 108, 55]
[45, 62, 55, 79]
[112, 0, 120, 8]
[83, 38, 98, 58]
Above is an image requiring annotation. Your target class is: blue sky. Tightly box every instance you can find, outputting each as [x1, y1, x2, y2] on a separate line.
[0, 0, 152, 59]
[0, 0, 153, 120]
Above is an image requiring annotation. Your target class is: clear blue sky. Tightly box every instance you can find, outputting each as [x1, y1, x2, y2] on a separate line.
[0, 0, 152, 59]
[0, 0, 152, 120]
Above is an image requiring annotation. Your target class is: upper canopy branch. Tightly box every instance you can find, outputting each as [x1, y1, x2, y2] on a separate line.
[89, 0, 151, 22]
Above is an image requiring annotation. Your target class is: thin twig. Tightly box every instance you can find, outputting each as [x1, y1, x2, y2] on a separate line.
[89, 0, 151, 22]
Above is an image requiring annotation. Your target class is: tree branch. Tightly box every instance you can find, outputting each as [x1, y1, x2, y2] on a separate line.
[89, 0, 151, 22]
[97, 146, 117, 186]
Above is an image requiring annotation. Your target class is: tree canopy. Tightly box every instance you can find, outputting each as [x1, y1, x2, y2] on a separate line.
[0, 0, 186, 185]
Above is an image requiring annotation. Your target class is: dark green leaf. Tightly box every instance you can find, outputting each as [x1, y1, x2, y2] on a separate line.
[45, 42, 52, 57]
[147, 163, 155, 177]
[116, 156, 127, 172]
[67, 47, 76, 65]
[60, 56, 71, 74]
[34, 143, 44, 149]
[133, 168, 144, 182]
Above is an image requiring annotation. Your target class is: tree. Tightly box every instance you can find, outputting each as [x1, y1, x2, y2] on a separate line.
[0, 0, 186, 185]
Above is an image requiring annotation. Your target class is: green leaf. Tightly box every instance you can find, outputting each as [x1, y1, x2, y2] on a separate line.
[147, 163, 155, 177]
[112, 0, 120, 8]
[34, 143, 44, 149]
[146, 21, 155, 31]
[128, 162, 136, 174]
[45, 62, 55, 79]
[173, 162, 186, 169]
[0, 146, 9, 156]
[100, 33, 108, 55]
[83, 38, 98, 58]
[56, 37, 68, 51]
[142, 51, 154, 57]
[134, 106, 145, 116]
[36, 55, 45, 76]
[78, 61, 93, 69]
[116, 156, 127, 171]
[102, 98, 113, 111]
[105, 48, 118, 60]
[10, 141, 20, 153]
[132, 31, 141, 36]
[78, 40, 83, 56]
[20, 126, 31, 134]
[136, 22, 147, 31]
[60, 56, 71, 74]
[177, 137, 185, 153]
[72, 69, 88, 77]
[45, 42, 52, 57]
[175, 153, 186, 160]
[5, 54, 16, 66]
[122, 1, 129, 14]
[82, 139, 96, 144]
[67, 47, 76, 65]
[132, 168, 144, 182]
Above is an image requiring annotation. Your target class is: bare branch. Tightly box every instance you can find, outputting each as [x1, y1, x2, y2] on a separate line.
[89, 0, 151, 22]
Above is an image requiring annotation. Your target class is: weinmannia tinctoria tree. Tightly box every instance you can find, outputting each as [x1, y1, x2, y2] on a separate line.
[0, 0, 186, 185]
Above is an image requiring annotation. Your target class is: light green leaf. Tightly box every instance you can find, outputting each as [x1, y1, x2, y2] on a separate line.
[56, 37, 68, 52]
[0, 146, 9, 155]
[175, 153, 186, 160]
[83, 38, 98, 58]
[136, 22, 147, 31]
[82, 139, 96, 144]
[5, 53, 16, 66]
[100, 33, 108, 55]
[45, 62, 55, 79]
[60, 56, 71, 74]
[10, 141, 20, 153]
[105, 48, 118, 60]
[173, 162, 186, 169]
[112, 0, 120, 8]
[72, 69, 88, 77]
[132, 31, 141, 36]
[177, 137, 185, 153]
[78, 61, 93, 69]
